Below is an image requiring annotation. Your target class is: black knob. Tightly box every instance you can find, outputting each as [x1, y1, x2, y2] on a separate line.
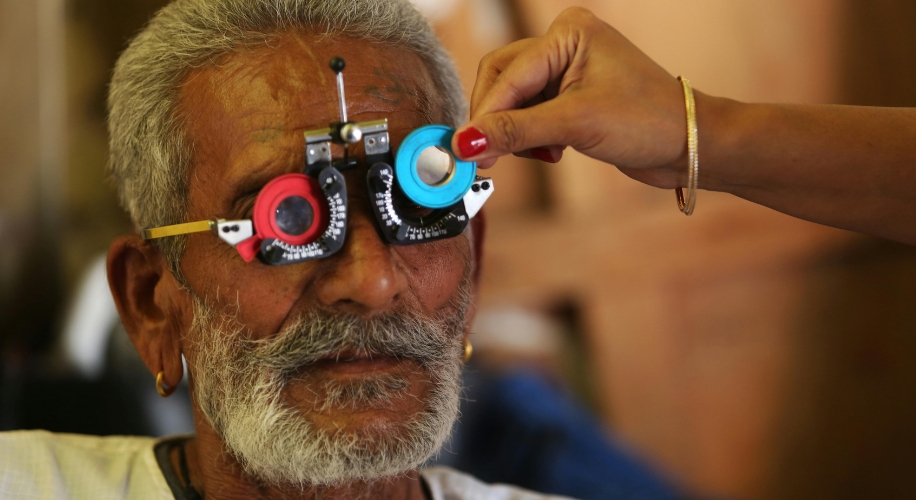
[264, 245, 284, 265]
[329, 57, 345, 73]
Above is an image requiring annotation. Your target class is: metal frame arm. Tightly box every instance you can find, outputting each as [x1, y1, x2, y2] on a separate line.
[141, 220, 214, 240]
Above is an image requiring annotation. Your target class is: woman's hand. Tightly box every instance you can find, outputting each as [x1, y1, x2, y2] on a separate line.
[453, 7, 916, 245]
[451, 7, 689, 189]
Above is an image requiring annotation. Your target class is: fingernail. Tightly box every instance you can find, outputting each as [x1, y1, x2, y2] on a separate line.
[530, 147, 555, 163]
[457, 127, 488, 158]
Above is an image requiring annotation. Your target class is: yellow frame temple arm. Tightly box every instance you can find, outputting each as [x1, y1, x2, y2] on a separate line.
[141, 220, 215, 240]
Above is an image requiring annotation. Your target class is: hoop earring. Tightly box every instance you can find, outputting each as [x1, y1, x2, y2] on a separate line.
[463, 338, 473, 364]
[156, 371, 177, 398]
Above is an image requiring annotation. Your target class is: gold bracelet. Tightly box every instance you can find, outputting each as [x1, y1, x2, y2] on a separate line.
[675, 76, 698, 215]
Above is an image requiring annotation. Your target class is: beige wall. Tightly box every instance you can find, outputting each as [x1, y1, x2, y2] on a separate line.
[0, 0, 67, 344]
[0, 0, 41, 305]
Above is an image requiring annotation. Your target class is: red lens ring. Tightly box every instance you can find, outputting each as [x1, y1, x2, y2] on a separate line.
[252, 173, 328, 246]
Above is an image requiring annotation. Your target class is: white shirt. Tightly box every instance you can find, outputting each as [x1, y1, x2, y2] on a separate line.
[0, 431, 574, 500]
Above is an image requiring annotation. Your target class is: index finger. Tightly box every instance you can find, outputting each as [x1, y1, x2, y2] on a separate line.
[469, 38, 537, 118]
[472, 29, 576, 120]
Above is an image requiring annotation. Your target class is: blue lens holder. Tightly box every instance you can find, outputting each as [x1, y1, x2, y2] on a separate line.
[395, 125, 476, 209]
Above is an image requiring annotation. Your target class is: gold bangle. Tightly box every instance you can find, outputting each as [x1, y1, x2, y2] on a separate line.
[675, 76, 698, 215]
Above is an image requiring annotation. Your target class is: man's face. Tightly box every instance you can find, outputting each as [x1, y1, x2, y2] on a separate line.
[172, 33, 476, 485]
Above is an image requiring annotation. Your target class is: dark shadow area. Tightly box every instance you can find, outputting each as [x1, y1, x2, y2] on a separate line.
[839, 0, 916, 106]
[68, 0, 171, 120]
[771, 238, 916, 499]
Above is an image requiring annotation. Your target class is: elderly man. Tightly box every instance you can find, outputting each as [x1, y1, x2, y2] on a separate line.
[0, 0, 571, 499]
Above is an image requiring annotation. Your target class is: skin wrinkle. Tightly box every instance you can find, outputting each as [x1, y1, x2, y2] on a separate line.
[364, 68, 436, 124]
[365, 68, 408, 105]
[283, 34, 337, 121]
[184, 73, 322, 198]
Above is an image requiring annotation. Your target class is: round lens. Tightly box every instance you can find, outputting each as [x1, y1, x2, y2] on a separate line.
[275, 195, 314, 236]
[415, 146, 455, 186]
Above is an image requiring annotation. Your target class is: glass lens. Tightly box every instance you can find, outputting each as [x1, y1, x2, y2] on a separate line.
[275, 195, 314, 236]
[415, 146, 455, 186]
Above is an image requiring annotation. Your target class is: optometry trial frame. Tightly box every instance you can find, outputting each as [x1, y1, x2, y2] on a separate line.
[142, 57, 493, 266]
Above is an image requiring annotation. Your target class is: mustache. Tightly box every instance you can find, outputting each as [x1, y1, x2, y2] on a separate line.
[232, 306, 467, 375]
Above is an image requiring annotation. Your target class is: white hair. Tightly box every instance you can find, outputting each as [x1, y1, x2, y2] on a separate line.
[107, 0, 465, 273]
[186, 280, 469, 487]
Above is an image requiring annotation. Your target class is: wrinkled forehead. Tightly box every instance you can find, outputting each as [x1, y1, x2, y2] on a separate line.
[179, 31, 440, 138]
[175, 32, 443, 214]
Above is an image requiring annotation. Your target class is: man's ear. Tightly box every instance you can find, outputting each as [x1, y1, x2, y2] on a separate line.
[107, 234, 188, 388]
[464, 210, 487, 335]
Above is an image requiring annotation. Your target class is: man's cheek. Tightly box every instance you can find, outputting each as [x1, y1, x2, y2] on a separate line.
[399, 242, 470, 308]
[224, 277, 309, 337]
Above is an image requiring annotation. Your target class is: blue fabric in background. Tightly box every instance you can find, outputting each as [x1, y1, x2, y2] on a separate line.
[433, 367, 680, 500]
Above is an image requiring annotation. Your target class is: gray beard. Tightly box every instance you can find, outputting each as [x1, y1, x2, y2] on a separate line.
[186, 284, 469, 488]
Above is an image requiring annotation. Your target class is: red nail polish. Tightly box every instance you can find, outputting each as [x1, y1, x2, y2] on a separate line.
[530, 147, 555, 163]
[457, 127, 488, 158]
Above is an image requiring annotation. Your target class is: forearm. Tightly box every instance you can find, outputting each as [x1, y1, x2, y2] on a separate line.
[699, 94, 916, 245]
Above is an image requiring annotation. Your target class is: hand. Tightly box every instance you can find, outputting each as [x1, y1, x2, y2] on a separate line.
[452, 7, 690, 189]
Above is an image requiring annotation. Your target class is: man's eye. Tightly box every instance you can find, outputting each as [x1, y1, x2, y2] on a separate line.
[392, 189, 434, 220]
[237, 196, 257, 219]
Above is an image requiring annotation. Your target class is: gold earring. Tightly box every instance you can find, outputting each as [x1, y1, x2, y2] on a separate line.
[463, 338, 473, 363]
[156, 371, 177, 398]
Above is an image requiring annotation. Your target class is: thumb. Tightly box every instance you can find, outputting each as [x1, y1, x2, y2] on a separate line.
[453, 98, 575, 162]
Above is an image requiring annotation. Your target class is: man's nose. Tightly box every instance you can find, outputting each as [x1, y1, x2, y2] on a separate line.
[312, 208, 408, 314]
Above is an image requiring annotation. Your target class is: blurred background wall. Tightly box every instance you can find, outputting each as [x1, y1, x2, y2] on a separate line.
[1, 1, 915, 499]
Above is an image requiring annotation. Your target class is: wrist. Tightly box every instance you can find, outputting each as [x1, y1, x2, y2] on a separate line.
[692, 91, 749, 193]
